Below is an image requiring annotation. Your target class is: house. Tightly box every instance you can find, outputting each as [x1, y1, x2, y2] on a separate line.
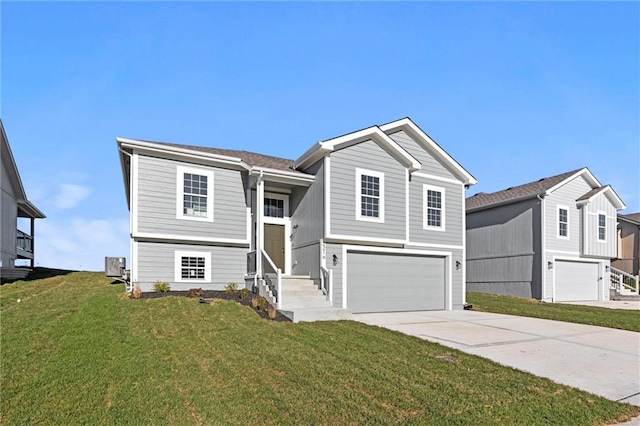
[117, 118, 477, 318]
[0, 120, 46, 283]
[613, 213, 640, 277]
[465, 168, 626, 302]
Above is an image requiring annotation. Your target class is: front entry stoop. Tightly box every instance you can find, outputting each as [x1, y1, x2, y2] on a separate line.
[271, 275, 352, 323]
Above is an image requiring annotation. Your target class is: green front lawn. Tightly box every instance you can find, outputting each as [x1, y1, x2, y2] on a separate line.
[467, 292, 640, 332]
[1, 271, 638, 425]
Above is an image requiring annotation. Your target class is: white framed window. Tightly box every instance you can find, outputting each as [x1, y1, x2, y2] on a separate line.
[175, 251, 211, 282]
[557, 206, 569, 239]
[355, 168, 384, 223]
[264, 192, 289, 219]
[597, 212, 606, 242]
[423, 185, 445, 231]
[176, 166, 214, 222]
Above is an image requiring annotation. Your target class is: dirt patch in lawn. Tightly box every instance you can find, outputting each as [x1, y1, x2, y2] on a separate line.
[139, 290, 292, 322]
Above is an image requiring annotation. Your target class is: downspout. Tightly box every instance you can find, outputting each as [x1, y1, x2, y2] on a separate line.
[256, 170, 264, 282]
[537, 193, 546, 301]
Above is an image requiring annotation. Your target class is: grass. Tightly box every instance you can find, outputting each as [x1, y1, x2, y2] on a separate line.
[467, 292, 640, 332]
[1, 271, 638, 425]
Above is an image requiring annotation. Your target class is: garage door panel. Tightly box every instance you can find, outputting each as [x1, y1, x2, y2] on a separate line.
[347, 252, 445, 313]
[555, 260, 599, 302]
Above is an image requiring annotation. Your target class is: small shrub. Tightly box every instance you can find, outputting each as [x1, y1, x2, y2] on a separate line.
[187, 288, 203, 298]
[239, 288, 250, 299]
[250, 297, 260, 308]
[257, 297, 269, 311]
[132, 284, 142, 299]
[153, 281, 170, 292]
[267, 306, 277, 320]
[224, 282, 238, 293]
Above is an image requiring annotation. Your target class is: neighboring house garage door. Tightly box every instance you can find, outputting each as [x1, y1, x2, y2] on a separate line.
[555, 260, 599, 301]
[347, 252, 446, 313]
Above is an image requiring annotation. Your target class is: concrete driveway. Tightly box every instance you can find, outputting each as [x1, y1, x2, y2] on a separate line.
[353, 310, 640, 406]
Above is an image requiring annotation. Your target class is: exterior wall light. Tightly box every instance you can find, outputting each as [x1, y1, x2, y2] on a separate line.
[548, 261, 553, 269]
[455, 261, 461, 270]
[332, 254, 338, 266]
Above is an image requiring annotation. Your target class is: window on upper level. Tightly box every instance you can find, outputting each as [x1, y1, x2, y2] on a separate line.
[356, 168, 384, 223]
[423, 185, 445, 231]
[598, 213, 606, 241]
[176, 166, 214, 222]
[558, 207, 569, 238]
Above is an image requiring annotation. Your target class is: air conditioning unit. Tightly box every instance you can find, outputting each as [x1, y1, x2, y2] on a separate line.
[105, 257, 126, 278]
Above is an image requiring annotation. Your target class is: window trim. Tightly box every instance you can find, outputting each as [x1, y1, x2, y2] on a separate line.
[557, 205, 569, 239]
[264, 192, 289, 221]
[423, 184, 446, 231]
[355, 168, 385, 223]
[597, 211, 607, 242]
[176, 165, 214, 222]
[175, 251, 211, 283]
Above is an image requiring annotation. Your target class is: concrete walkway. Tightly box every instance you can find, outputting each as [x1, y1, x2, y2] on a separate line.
[353, 310, 640, 407]
[558, 300, 640, 310]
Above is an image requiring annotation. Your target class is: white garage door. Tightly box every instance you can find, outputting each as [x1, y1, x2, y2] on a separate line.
[347, 252, 446, 313]
[555, 260, 599, 301]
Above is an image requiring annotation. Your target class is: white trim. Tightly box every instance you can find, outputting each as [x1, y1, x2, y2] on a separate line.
[264, 186, 291, 194]
[133, 232, 249, 246]
[540, 196, 546, 300]
[406, 242, 464, 250]
[176, 165, 214, 223]
[461, 186, 467, 305]
[132, 239, 139, 283]
[174, 250, 211, 283]
[411, 171, 464, 186]
[557, 205, 569, 239]
[246, 187, 251, 244]
[341, 244, 453, 311]
[546, 250, 582, 256]
[132, 153, 139, 235]
[405, 168, 410, 242]
[355, 168, 385, 223]
[576, 185, 626, 210]
[545, 168, 600, 195]
[324, 157, 331, 236]
[325, 234, 406, 246]
[597, 211, 607, 243]
[423, 184, 446, 231]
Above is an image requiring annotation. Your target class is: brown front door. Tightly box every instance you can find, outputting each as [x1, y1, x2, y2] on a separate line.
[264, 224, 285, 271]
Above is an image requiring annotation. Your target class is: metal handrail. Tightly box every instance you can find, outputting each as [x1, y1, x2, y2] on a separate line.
[610, 267, 639, 294]
[261, 250, 282, 309]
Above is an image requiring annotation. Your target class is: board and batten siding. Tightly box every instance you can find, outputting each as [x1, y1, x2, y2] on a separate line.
[466, 199, 543, 299]
[136, 241, 246, 292]
[135, 154, 248, 241]
[325, 243, 343, 307]
[329, 140, 405, 240]
[291, 243, 320, 279]
[581, 192, 618, 258]
[544, 176, 592, 254]
[408, 174, 463, 246]
[387, 130, 455, 179]
[1, 161, 17, 266]
[290, 159, 324, 246]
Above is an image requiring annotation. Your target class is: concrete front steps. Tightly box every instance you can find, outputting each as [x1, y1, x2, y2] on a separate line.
[268, 275, 352, 323]
[610, 288, 640, 301]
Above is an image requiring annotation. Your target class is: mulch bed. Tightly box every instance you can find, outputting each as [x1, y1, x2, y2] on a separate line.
[139, 290, 292, 322]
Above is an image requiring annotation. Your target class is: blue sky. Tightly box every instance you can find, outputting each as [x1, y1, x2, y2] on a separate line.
[2, 2, 638, 271]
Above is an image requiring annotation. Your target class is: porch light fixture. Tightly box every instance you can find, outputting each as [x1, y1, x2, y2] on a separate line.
[332, 254, 338, 266]
[455, 261, 461, 270]
[605, 265, 610, 272]
[548, 261, 553, 269]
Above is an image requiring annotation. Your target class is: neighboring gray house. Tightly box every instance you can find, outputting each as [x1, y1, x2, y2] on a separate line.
[117, 118, 477, 319]
[613, 213, 640, 277]
[466, 168, 626, 302]
[1, 120, 45, 282]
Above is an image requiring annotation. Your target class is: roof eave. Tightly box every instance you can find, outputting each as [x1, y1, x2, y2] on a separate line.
[466, 193, 541, 213]
[18, 200, 46, 219]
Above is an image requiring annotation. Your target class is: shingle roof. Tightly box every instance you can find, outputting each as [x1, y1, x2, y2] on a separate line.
[153, 141, 301, 174]
[620, 213, 640, 225]
[576, 186, 608, 202]
[466, 168, 584, 211]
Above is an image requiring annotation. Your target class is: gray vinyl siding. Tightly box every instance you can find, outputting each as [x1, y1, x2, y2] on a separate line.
[409, 174, 463, 246]
[329, 140, 405, 240]
[1, 191, 17, 267]
[136, 154, 248, 241]
[290, 159, 324, 246]
[291, 243, 320, 279]
[387, 130, 456, 179]
[136, 241, 246, 292]
[325, 243, 343, 307]
[466, 199, 543, 299]
[581, 193, 617, 258]
[545, 176, 592, 254]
